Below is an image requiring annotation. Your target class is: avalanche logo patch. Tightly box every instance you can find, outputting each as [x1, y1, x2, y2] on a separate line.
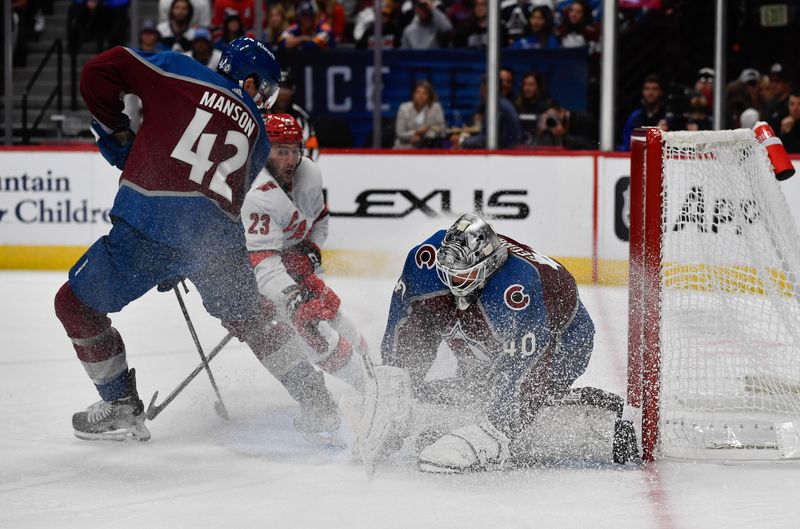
[504, 284, 530, 311]
[394, 278, 407, 300]
[415, 244, 437, 269]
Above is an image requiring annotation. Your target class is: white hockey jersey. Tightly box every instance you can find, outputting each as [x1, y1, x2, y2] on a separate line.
[242, 157, 329, 303]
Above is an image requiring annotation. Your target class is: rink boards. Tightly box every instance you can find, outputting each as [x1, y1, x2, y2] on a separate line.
[1, 147, 799, 285]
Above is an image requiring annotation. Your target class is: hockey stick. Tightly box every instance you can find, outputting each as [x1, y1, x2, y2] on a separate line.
[145, 332, 234, 421]
[172, 281, 230, 420]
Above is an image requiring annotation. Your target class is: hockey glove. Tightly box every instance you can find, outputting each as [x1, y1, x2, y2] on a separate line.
[281, 240, 322, 283]
[283, 284, 340, 353]
[91, 120, 135, 170]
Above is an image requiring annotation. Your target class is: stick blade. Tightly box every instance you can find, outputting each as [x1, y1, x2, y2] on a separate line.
[145, 391, 160, 421]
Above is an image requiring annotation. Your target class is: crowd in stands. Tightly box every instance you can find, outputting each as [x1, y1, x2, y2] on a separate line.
[6, 0, 799, 152]
[620, 63, 800, 153]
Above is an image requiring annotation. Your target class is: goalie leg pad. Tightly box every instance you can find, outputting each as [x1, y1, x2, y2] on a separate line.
[356, 365, 412, 474]
[417, 420, 511, 474]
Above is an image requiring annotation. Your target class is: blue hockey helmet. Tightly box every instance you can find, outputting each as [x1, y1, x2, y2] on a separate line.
[217, 37, 281, 109]
[436, 213, 508, 297]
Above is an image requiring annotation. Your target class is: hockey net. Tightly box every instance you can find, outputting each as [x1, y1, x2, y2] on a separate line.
[627, 128, 800, 461]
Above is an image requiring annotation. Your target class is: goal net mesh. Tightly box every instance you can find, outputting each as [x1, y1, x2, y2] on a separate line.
[657, 129, 800, 459]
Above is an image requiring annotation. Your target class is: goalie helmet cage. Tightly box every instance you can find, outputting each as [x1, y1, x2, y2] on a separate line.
[627, 127, 800, 462]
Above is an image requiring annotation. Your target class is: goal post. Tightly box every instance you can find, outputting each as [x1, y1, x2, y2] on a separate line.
[627, 126, 800, 461]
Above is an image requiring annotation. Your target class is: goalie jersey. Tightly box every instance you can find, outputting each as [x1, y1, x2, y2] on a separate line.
[381, 230, 595, 434]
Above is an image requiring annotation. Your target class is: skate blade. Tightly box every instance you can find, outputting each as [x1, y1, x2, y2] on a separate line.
[74, 425, 151, 442]
[417, 461, 464, 474]
[417, 459, 504, 474]
[300, 430, 346, 449]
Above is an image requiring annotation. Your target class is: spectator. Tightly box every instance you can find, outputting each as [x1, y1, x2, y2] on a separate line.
[352, 1, 375, 46]
[765, 63, 793, 132]
[394, 80, 446, 149]
[511, 5, 559, 49]
[158, 0, 195, 52]
[270, 70, 320, 161]
[99, 0, 130, 50]
[756, 75, 773, 116]
[500, 68, 515, 101]
[556, 0, 599, 51]
[460, 0, 488, 48]
[211, 0, 254, 30]
[693, 66, 714, 113]
[355, 1, 401, 49]
[447, 0, 474, 48]
[67, 0, 128, 55]
[501, 0, 533, 45]
[725, 80, 756, 130]
[279, 0, 335, 50]
[515, 71, 548, 143]
[620, 74, 667, 151]
[138, 19, 167, 52]
[455, 76, 521, 150]
[400, 0, 452, 49]
[536, 99, 597, 150]
[317, 0, 346, 42]
[67, 0, 101, 56]
[780, 90, 800, 153]
[739, 68, 761, 99]
[515, 71, 547, 114]
[158, 0, 210, 27]
[683, 94, 711, 131]
[216, 9, 247, 51]
[185, 27, 221, 68]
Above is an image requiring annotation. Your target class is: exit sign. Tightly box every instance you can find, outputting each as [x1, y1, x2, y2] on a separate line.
[761, 4, 789, 27]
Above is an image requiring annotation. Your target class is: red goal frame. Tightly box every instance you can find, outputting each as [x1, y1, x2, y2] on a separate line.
[627, 127, 664, 462]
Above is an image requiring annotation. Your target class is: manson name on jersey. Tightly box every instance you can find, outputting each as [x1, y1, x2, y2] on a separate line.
[199, 91, 256, 138]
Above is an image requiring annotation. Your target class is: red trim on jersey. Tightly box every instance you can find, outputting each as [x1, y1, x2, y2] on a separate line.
[248, 250, 280, 267]
[318, 335, 354, 373]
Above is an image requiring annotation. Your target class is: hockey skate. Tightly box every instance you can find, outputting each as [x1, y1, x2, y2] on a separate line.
[72, 369, 151, 442]
[356, 365, 412, 476]
[417, 419, 510, 474]
[294, 400, 344, 448]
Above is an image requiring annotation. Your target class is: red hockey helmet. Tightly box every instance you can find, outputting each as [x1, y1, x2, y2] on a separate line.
[264, 114, 303, 145]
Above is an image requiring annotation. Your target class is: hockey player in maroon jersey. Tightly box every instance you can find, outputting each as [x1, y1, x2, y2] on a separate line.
[55, 38, 339, 442]
[241, 114, 371, 437]
[358, 214, 637, 473]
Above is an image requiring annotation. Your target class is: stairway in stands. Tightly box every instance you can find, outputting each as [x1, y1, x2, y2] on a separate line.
[3, 0, 157, 144]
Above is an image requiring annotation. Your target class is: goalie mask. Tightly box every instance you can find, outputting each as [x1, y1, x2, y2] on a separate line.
[435, 213, 508, 297]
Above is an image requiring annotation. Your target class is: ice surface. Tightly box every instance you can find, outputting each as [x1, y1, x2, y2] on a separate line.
[2, 272, 800, 529]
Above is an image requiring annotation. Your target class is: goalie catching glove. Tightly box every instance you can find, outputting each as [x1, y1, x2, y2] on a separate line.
[90, 120, 135, 170]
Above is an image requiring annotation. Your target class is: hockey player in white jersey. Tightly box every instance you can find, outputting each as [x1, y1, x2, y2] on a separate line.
[241, 114, 371, 432]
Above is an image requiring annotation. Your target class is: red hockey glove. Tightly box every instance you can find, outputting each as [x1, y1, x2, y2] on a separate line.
[283, 284, 333, 352]
[281, 240, 321, 283]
